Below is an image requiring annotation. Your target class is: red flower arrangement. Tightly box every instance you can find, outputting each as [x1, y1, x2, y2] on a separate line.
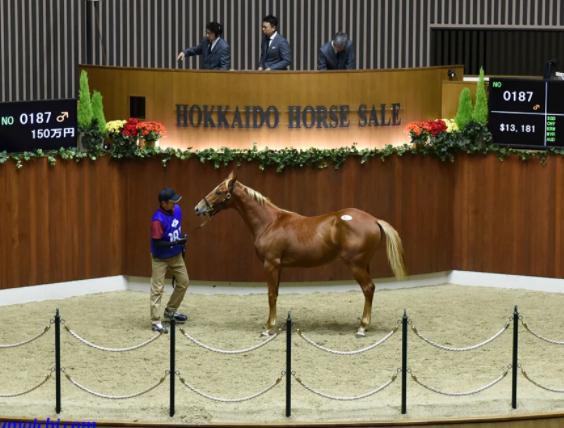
[137, 121, 167, 142]
[122, 118, 141, 139]
[426, 119, 447, 137]
[404, 119, 448, 144]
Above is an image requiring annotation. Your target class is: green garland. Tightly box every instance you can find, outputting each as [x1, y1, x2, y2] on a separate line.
[2, 140, 564, 171]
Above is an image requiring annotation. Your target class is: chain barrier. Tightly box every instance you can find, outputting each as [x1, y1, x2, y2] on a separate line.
[410, 320, 510, 352]
[6, 311, 564, 410]
[62, 321, 163, 352]
[177, 371, 282, 402]
[292, 370, 398, 401]
[410, 365, 510, 396]
[521, 366, 564, 393]
[0, 323, 52, 348]
[521, 319, 564, 345]
[296, 324, 398, 355]
[179, 326, 280, 354]
[0, 370, 53, 397]
[63, 368, 168, 399]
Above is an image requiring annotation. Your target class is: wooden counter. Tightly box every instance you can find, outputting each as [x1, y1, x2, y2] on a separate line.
[80, 65, 464, 150]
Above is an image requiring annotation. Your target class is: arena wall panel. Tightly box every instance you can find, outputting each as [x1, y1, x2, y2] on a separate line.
[0, 158, 124, 290]
[2, 153, 562, 290]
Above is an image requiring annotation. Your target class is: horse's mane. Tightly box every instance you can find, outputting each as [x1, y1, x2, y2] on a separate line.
[225, 179, 291, 212]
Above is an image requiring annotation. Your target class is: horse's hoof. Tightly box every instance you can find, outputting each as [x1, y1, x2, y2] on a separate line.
[355, 332, 365, 338]
[260, 330, 271, 337]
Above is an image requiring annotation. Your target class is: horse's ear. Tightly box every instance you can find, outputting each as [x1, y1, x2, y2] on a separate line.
[227, 171, 238, 186]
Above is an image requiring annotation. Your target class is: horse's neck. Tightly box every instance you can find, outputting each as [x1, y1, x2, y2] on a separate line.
[231, 188, 279, 238]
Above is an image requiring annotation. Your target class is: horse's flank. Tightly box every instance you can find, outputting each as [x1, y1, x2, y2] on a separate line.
[229, 182, 405, 278]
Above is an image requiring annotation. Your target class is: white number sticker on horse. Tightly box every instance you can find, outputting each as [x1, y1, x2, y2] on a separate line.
[341, 215, 353, 221]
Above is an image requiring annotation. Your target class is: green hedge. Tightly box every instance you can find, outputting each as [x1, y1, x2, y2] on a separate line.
[2, 140, 564, 170]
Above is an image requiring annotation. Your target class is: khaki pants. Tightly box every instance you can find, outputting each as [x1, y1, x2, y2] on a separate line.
[150, 252, 189, 324]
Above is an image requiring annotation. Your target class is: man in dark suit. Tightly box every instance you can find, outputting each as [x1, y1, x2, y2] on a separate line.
[258, 15, 291, 71]
[317, 32, 355, 70]
[177, 22, 230, 70]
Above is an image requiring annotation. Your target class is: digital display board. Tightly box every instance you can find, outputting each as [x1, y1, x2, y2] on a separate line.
[0, 99, 77, 153]
[488, 78, 564, 149]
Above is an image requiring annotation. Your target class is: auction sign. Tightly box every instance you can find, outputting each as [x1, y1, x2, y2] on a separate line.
[0, 99, 77, 152]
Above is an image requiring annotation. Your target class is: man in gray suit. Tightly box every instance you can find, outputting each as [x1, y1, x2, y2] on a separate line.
[317, 32, 355, 70]
[258, 15, 291, 71]
[177, 22, 230, 70]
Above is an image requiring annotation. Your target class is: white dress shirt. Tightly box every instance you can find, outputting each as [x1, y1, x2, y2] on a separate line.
[211, 37, 220, 51]
[268, 32, 277, 47]
[331, 41, 338, 56]
[210, 37, 220, 52]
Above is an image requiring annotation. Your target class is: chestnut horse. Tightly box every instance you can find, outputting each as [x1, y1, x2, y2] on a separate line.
[195, 172, 407, 337]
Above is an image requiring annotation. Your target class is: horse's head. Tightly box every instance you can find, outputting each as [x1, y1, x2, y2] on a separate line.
[195, 171, 238, 217]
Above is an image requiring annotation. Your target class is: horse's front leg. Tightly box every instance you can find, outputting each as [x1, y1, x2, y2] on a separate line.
[262, 260, 281, 337]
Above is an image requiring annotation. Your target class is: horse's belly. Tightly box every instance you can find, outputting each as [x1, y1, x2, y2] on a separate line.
[280, 246, 339, 267]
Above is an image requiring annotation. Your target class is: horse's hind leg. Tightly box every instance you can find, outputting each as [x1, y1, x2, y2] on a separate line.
[262, 260, 281, 337]
[347, 263, 375, 338]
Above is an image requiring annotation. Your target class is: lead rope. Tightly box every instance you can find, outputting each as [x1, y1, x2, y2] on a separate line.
[172, 184, 236, 288]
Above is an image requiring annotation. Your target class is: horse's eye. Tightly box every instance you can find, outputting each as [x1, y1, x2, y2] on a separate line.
[215, 191, 222, 196]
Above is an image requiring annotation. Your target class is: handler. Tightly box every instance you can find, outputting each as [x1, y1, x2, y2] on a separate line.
[150, 187, 189, 333]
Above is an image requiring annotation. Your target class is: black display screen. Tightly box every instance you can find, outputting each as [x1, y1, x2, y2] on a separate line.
[488, 78, 564, 149]
[0, 99, 78, 153]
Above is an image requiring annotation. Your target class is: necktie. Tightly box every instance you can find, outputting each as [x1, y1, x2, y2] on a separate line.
[208, 43, 212, 55]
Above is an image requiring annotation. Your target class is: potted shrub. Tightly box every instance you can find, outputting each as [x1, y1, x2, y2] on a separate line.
[81, 118, 106, 155]
[77, 70, 93, 150]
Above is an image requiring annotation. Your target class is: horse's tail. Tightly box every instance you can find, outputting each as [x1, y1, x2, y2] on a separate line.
[376, 219, 407, 280]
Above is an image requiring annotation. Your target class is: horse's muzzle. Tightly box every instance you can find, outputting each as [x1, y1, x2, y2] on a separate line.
[194, 203, 208, 216]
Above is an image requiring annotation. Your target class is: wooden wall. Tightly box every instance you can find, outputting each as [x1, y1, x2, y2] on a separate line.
[454, 154, 564, 279]
[1, 153, 563, 290]
[8, 413, 564, 428]
[121, 154, 454, 282]
[80, 65, 464, 151]
[6, 413, 564, 428]
[0, 158, 124, 290]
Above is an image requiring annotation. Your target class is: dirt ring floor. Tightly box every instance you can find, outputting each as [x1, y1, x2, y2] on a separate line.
[1, 284, 564, 424]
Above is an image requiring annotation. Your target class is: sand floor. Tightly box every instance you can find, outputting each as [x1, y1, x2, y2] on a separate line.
[1, 283, 564, 424]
